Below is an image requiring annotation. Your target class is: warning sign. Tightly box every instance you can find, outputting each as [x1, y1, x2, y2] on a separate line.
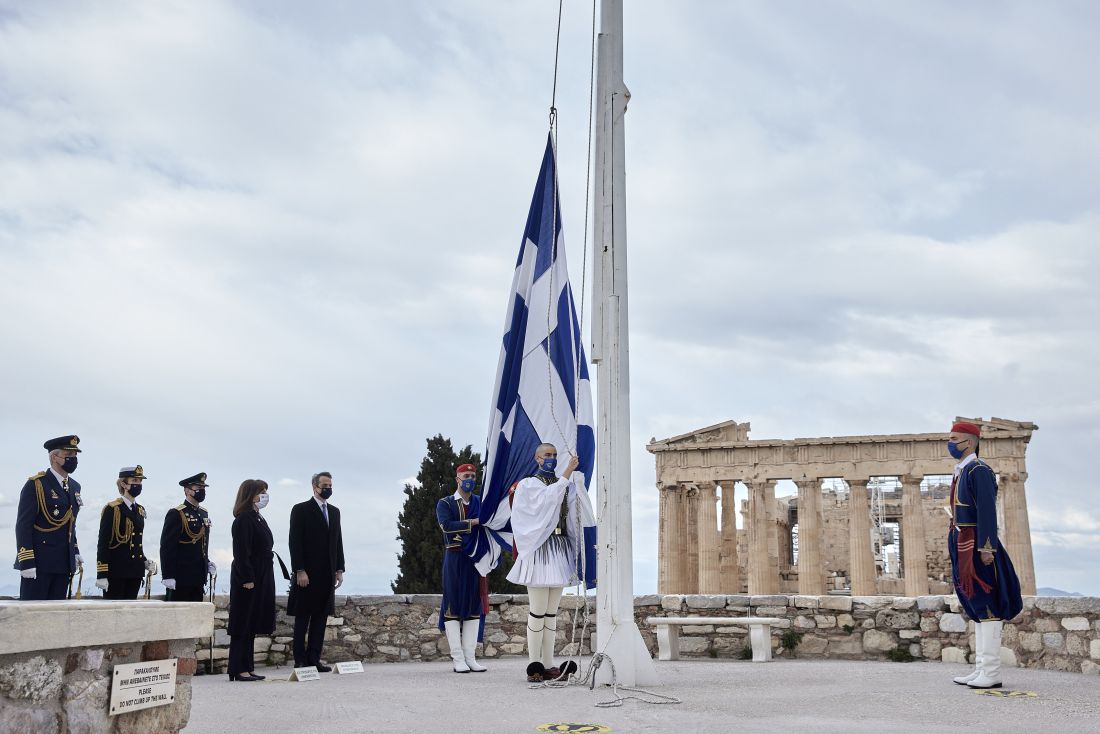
[110, 659, 177, 716]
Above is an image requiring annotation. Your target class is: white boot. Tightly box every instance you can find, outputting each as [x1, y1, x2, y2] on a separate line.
[461, 619, 486, 672]
[953, 622, 983, 685]
[541, 617, 558, 671]
[444, 620, 470, 673]
[968, 621, 1003, 689]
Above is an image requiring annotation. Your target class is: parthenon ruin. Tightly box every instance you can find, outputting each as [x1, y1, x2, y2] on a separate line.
[647, 417, 1038, 597]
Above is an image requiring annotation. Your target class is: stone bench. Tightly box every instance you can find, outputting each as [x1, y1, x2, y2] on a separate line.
[646, 616, 785, 662]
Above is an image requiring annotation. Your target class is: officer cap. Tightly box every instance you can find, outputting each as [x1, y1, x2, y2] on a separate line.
[180, 472, 209, 488]
[44, 435, 82, 453]
[119, 465, 147, 479]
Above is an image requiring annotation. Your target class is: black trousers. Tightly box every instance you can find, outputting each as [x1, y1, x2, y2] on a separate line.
[166, 584, 205, 602]
[227, 634, 256, 676]
[293, 613, 328, 666]
[20, 573, 69, 600]
[105, 577, 142, 600]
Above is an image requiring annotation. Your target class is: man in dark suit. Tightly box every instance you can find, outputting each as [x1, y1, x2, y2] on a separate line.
[288, 472, 345, 671]
[15, 435, 85, 600]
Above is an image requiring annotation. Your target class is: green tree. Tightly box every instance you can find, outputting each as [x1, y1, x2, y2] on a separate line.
[391, 434, 522, 594]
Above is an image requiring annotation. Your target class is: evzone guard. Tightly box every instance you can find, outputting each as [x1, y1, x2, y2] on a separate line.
[507, 443, 595, 682]
[437, 463, 488, 673]
[947, 421, 1023, 689]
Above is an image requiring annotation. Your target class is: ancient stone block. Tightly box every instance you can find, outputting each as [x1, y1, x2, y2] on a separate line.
[793, 616, 816, 630]
[661, 596, 685, 611]
[755, 606, 788, 617]
[1035, 597, 1095, 615]
[0, 655, 63, 702]
[1091, 639, 1100, 660]
[749, 595, 788, 607]
[799, 635, 828, 655]
[678, 638, 709, 654]
[1061, 616, 1089, 631]
[836, 614, 855, 629]
[682, 625, 715, 634]
[813, 615, 836, 629]
[890, 598, 916, 611]
[1000, 647, 1017, 668]
[1033, 618, 1060, 633]
[1018, 632, 1043, 653]
[686, 595, 726, 609]
[916, 596, 946, 612]
[876, 610, 919, 630]
[941, 646, 967, 664]
[1042, 633, 1064, 650]
[818, 596, 852, 612]
[141, 641, 170, 661]
[939, 613, 968, 633]
[177, 657, 197, 676]
[501, 605, 530, 623]
[1082, 661, 1100, 676]
[863, 629, 896, 653]
[725, 595, 751, 608]
[0, 704, 61, 734]
[921, 639, 942, 660]
[1066, 634, 1087, 657]
[634, 595, 661, 607]
[791, 596, 820, 609]
[851, 596, 893, 611]
[826, 635, 862, 656]
[899, 630, 921, 640]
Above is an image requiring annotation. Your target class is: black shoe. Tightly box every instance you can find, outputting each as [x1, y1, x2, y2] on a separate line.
[315, 663, 332, 673]
[229, 673, 260, 682]
[248, 672, 266, 680]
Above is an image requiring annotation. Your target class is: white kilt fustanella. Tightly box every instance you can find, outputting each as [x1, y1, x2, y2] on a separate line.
[507, 533, 579, 588]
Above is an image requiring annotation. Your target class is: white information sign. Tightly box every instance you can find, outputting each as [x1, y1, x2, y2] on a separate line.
[110, 659, 177, 716]
[290, 666, 320, 682]
[335, 661, 364, 675]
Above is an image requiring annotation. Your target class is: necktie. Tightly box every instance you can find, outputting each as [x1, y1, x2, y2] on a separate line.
[322, 503, 329, 525]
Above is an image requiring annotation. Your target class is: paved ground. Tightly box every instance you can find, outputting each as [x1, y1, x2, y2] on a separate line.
[187, 657, 1100, 734]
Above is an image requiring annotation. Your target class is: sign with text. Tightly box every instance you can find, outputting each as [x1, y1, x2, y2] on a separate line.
[110, 659, 177, 716]
[335, 661, 364, 675]
[290, 666, 320, 682]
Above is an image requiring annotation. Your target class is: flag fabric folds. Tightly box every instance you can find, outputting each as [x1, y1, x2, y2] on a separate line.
[467, 134, 597, 589]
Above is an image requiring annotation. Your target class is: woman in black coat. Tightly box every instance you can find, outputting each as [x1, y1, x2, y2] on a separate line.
[227, 479, 276, 682]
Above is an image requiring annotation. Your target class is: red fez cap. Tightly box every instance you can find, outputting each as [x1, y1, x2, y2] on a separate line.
[951, 422, 982, 438]
[456, 464, 476, 475]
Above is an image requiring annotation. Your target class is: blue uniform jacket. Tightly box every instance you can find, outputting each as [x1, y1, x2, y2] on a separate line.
[436, 494, 481, 550]
[14, 471, 82, 575]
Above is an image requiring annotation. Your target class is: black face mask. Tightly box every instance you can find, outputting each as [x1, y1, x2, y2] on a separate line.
[192, 488, 206, 503]
[319, 487, 333, 500]
[129, 484, 143, 498]
[62, 456, 78, 474]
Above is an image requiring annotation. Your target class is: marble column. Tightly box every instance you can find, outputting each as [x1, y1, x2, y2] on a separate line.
[658, 486, 674, 594]
[746, 479, 775, 595]
[767, 490, 781, 589]
[696, 483, 721, 593]
[674, 485, 690, 594]
[1002, 471, 1037, 596]
[685, 487, 699, 594]
[795, 478, 825, 595]
[900, 475, 930, 597]
[847, 479, 877, 596]
[719, 483, 740, 593]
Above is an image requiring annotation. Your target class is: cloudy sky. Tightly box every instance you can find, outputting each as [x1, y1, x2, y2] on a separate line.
[2, 1, 1097, 597]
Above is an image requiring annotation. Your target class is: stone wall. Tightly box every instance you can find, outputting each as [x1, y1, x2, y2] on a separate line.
[199, 594, 1100, 677]
[0, 600, 211, 734]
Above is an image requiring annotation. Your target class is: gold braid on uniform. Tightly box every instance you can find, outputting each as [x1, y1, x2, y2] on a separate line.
[177, 507, 205, 545]
[107, 502, 134, 550]
[31, 477, 73, 532]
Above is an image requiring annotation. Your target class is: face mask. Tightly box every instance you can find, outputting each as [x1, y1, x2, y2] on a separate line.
[319, 487, 333, 500]
[129, 484, 143, 497]
[256, 493, 269, 510]
[539, 457, 557, 474]
[947, 441, 965, 460]
[459, 478, 476, 493]
[62, 456, 78, 474]
[192, 488, 206, 503]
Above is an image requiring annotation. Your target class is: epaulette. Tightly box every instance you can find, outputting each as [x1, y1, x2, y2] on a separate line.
[196, 504, 207, 512]
[108, 498, 123, 507]
[28, 471, 46, 481]
[175, 504, 187, 511]
[137, 504, 146, 517]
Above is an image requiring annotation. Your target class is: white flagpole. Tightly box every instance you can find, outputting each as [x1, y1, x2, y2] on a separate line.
[591, 0, 658, 686]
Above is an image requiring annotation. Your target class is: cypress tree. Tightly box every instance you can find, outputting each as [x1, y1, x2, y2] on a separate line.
[391, 435, 522, 594]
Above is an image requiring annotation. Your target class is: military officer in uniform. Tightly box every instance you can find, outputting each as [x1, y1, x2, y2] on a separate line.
[14, 435, 85, 600]
[947, 421, 1023, 690]
[96, 466, 156, 599]
[161, 472, 216, 601]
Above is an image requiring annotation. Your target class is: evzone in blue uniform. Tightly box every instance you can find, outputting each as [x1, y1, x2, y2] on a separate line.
[947, 421, 1023, 690]
[14, 436, 85, 600]
[436, 463, 487, 673]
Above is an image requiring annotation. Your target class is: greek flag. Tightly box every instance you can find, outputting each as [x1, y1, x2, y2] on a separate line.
[470, 134, 597, 588]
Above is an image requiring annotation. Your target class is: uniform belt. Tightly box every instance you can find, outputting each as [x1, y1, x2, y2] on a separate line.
[446, 545, 463, 552]
[552, 528, 563, 535]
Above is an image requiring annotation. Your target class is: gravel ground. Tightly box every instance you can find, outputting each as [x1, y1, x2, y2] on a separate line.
[186, 657, 1100, 734]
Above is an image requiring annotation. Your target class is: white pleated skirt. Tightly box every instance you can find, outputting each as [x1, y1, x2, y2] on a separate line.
[507, 534, 580, 588]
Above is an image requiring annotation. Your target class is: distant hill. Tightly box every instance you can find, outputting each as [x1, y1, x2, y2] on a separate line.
[1037, 587, 1083, 597]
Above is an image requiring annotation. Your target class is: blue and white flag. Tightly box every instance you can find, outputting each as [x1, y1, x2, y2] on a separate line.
[469, 135, 597, 588]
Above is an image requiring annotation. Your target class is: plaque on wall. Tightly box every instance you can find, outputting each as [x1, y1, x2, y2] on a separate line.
[110, 659, 177, 716]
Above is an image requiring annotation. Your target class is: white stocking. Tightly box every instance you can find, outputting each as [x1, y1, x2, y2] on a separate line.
[540, 587, 564, 668]
[527, 587, 551, 665]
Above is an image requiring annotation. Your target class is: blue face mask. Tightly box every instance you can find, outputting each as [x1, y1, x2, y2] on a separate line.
[459, 478, 476, 493]
[539, 457, 557, 474]
[947, 441, 965, 460]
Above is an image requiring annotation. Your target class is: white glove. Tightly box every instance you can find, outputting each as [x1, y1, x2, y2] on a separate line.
[95, 579, 109, 591]
[20, 568, 36, 579]
[75, 554, 83, 566]
[163, 579, 176, 590]
[144, 560, 158, 574]
[207, 561, 217, 575]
